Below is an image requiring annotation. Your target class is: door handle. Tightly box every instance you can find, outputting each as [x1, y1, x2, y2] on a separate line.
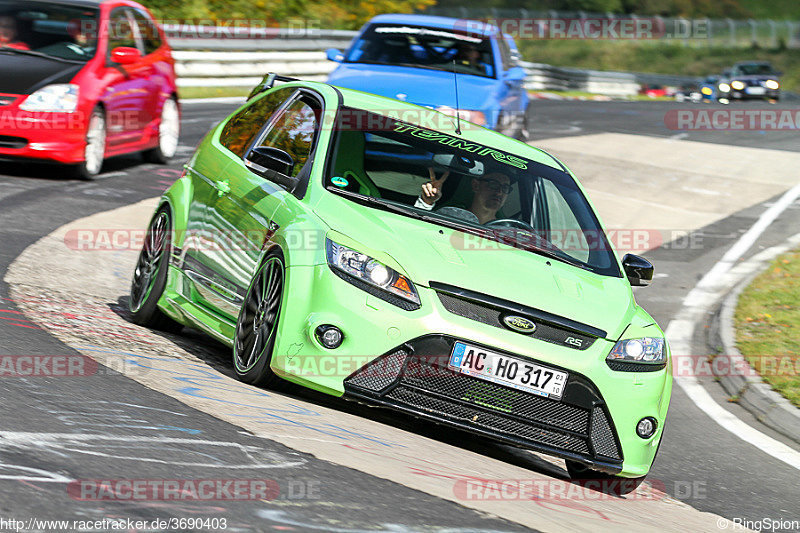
[215, 180, 230, 197]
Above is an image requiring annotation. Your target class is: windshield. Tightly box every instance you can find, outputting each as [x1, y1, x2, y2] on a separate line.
[325, 108, 621, 277]
[345, 23, 496, 79]
[0, 1, 99, 61]
[736, 63, 775, 76]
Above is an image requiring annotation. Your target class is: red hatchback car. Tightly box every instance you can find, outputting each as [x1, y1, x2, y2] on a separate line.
[0, 0, 179, 178]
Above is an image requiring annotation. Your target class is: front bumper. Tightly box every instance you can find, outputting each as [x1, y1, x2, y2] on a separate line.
[344, 335, 624, 474]
[273, 263, 670, 477]
[0, 105, 87, 163]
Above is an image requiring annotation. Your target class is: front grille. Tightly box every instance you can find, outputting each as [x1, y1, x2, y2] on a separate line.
[435, 290, 596, 350]
[0, 135, 27, 149]
[345, 335, 623, 465]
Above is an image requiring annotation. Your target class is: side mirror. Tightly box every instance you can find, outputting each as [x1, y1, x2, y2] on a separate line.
[110, 46, 141, 65]
[622, 253, 654, 287]
[245, 147, 299, 191]
[326, 48, 344, 62]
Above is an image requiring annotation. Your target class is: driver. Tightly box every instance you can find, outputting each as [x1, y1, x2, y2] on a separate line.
[0, 15, 29, 50]
[414, 168, 513, 224]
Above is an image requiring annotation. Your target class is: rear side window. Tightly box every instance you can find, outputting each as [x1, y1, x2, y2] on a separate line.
[107, 9, 138, 52]
[219, 87, 295, 158]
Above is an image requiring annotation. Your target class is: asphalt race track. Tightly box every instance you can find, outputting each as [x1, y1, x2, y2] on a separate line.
[1, 98, 799, 532]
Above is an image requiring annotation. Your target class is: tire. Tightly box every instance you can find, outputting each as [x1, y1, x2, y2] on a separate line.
[73, 107, 106, 179]
[564, 460, 645, 496]
[143, 97, 180, 164]
[233, 252, 285, 387]
[129, 207, 182, 332]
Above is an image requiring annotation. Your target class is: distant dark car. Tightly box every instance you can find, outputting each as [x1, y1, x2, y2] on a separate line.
[717, 61, 781, 101]
[674, 82, 701, 103]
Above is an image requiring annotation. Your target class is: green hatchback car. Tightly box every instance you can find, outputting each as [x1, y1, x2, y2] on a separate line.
[130, 75, 671, 491]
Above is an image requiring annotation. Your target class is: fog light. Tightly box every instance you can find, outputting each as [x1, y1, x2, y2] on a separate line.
[315, 325, 343, 349]
[636, 417, 657, 439]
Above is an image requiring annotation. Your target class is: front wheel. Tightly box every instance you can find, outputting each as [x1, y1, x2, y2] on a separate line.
[73, 107, 106, 179]
[564, 460, 645, 496]
[233, 252, 285, 387]
[129, 207, 182, 332]
[143, 97, 180, 164]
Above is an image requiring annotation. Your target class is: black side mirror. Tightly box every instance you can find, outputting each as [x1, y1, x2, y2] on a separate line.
[622, 253, 654, 287]
[245, 147, 298, 191]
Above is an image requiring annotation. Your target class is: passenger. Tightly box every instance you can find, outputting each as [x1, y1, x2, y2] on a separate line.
[0, 15, 29, 50]
[415, 168, 513, 224]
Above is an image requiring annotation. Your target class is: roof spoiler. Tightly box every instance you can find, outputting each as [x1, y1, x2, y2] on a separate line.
[248, 73, 300, 100]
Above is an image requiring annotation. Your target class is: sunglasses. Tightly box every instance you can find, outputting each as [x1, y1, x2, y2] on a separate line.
[477, 178, 513, 194]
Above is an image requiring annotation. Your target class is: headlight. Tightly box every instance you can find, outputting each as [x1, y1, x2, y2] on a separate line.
[435, 105, 487, 126]
[765, 79, 779, 90]
[607, 337, 665, 365]
[326, 239, 420, 308]
[701, 87, 712, 96]
[19, 84, 79, 112]
[730, 80, 745, 91]
[718, 83, 730, 93]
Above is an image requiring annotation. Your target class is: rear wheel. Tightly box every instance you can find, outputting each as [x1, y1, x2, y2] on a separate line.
[143, 97, 180, 164]
[74, 107, 106, 179]
[564, 460, 644, 496]
[129, 208, 182, 332]
[233, 252, 285, 386]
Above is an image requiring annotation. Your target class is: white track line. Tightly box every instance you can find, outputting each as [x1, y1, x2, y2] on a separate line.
[666, 182, 800, 470]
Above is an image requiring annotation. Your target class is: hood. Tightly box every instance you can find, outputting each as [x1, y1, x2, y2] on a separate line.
[328, 63, 499, 111]
[732, 74, 779, 82]
[0, 52, 82, 95]
[317, 193, 635, 340]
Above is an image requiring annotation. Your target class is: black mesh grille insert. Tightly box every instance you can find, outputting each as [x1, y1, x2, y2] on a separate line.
[606, 360, 666, 372]
[387, 387, 591, 454]
[402, 358, 589, 433]
[436, 292, 595, 350]
[591, 407, 621, 459]
[346, 350, 408, 392]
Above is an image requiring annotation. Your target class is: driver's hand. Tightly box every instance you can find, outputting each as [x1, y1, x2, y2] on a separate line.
[421, 167, 449, 206]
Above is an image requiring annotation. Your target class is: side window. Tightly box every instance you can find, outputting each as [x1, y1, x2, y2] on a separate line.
[255, 98, 318, 178]
[107, 9, 138, 53]
[132, 10, 162, 55]
[542, 180, 590, 263]
[219, 87, 295, 158]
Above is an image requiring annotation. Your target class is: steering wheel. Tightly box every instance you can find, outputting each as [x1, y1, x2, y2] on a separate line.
[485, 218, 535, 231]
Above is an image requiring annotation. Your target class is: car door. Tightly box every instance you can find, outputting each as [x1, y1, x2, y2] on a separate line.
[130, 9, 165, 132]
[101, 7, 150, 147]
[200, 90, 322, 321]
[182, 86, 298, 316]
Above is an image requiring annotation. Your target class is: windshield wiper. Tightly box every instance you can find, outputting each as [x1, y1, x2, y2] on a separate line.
[328, 188, 427, 220]
[0, 47, 83, 63]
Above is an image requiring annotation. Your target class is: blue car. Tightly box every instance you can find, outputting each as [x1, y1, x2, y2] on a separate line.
[325, 14, 529, 139]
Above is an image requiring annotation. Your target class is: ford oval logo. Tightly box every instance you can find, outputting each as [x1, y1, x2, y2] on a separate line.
[502, 315, 536, 334]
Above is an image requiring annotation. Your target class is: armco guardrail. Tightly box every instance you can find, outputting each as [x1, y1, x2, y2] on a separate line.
[168, 25, 693, 95]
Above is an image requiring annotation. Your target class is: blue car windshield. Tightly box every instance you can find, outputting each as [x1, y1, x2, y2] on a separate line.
[325, 108, 621, 277]
[345, 23, 496, 78]
[0, 0, 99, 61]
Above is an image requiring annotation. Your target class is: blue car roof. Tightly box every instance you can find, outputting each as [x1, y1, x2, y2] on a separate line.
[367, 14, 499, 37]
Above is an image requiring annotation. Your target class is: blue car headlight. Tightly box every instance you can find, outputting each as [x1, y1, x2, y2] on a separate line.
[607, 337, 666, 365]
[326, 239, 420, 309]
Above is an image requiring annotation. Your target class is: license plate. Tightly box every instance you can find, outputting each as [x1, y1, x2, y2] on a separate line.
[746, 86, 765, 95]
[449, 342, 568, 400]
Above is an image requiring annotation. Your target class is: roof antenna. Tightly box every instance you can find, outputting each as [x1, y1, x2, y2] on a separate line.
[452, 59, 462, 135]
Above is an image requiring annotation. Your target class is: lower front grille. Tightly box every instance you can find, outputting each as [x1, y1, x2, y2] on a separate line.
[0, 135, 27, 149]
[344, 335, 623, 467]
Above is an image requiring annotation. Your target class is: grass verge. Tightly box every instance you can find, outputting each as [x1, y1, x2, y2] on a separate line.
[734, 249, 800, 408]
[178, 86, 253, 99]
